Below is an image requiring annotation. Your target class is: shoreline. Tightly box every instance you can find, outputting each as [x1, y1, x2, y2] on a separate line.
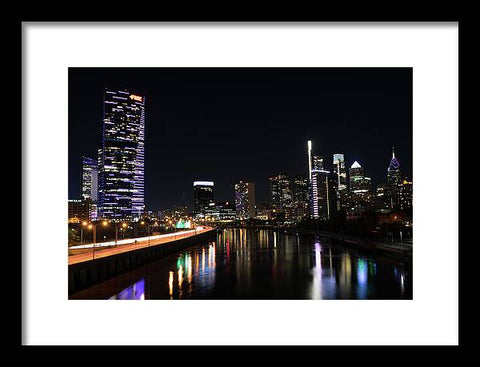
[219, 225, 412, 268]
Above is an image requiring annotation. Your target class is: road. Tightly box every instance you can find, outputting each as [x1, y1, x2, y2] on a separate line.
[68, 227, 213, 265]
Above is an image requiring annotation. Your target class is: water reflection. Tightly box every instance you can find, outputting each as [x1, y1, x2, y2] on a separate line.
[310, 242, 322, 299]
[108, 278, 145, 300]
[168, 271, 173, 299]
[88, 228, 412, 300]
[356, 258, 368, 299]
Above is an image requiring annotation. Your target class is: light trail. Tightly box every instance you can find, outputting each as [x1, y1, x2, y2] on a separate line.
[69, 227, 206, 250]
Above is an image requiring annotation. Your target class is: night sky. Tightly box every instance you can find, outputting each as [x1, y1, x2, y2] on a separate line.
[68, 68, 412, 211]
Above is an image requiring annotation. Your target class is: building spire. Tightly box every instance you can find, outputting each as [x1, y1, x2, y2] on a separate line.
[388, 147, 400, 171]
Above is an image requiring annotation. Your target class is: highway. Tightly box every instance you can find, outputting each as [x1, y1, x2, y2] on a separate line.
[68, 226, 213, 265]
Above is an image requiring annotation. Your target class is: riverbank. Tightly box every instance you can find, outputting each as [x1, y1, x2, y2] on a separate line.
[285, 227, 412, 267]
[221, 225, 412, 268]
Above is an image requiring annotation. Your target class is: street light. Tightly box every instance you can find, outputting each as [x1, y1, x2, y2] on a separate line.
[81, 221, 88, 243]
[114, 222, 126, 246]
[87, 223, 97, 259]
[122, 222, 127, 240]
[141, 220, 151, 246]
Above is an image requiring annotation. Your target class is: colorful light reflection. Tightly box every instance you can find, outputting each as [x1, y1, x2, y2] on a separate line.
[109, 278, 145, 300]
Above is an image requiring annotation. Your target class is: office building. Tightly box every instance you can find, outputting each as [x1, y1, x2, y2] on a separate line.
[387, 147, 402, 208]
[310, 169, 336, 220]
[307, 141, 336, 220]
[293, 174, 309, 220]
[333, 153, 347, 192]
[68, 199, 93, 222]
[269, 173, 292, 209]
[349, 161, 371, 193]
[97, 88, 145, 220]
[234, 181, 256, 219]
[205, 201, 236, 221]
[193, 181, 214, 215]
[397, 179, 413, 211]
[81, 156, 98, 201]
[307, 140, 312, 181]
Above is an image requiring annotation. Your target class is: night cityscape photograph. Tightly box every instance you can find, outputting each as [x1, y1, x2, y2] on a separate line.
[67, 67, 413, 300]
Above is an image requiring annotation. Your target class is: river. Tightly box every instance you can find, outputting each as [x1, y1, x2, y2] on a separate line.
[69, 228, 412, 300]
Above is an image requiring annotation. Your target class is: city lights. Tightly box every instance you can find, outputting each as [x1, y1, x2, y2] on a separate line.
[68, 68, 413, 302]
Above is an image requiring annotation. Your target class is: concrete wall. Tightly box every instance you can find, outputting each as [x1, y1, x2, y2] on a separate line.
[68, 230, 217, 296]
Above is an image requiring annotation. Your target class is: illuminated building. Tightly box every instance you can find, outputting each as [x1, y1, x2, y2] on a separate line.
[255, 204, 274, 221]
[312, 155, 324, 171]
[193, 181, 214, 215]
[219, 202, 236, 221]
[293, 174, 309, 220]
[307, 141, 335, 220]
[343, 191, 373, 217]
[205, 201, 236, 221]
[332, 154, 347, 212]
[349, 161, 371, 193]
[307, 140, 312, 180]
[234, 181, 256, 219]
[386, 147, 402, 208]
[269, 173, 292, 210]
[68, 199, 93, 222]
[97, 88, 145, 221]
[81, 156, 98, 220]
[397, 179, 413, 210]
[310, 169, 335, 220]
[333, 153, 347, 192]
[81, 156, 98, 201]
[342, 160, 373, 216]
[374, 183, 391, 213]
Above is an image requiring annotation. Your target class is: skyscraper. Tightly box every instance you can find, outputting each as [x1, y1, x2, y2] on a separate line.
[332, 153, 347, 192]
[293, 174, 309, 204]
[312, 155, 324, 171]
[310, 169, 335, 220]
[349, 161, 371, 193]
[387, 147, 402, 208]
[307, 140, 312, 181]
[306, 140, 336, 220]
[269, 173, 292, 209]
[397, 179, 413, 211]
[81, 156, 98, 201]
[293, 174, 309, 220]
[234, 181, 256, 219]
[97, 88, 145, 220]
[193, 181, 214, 216]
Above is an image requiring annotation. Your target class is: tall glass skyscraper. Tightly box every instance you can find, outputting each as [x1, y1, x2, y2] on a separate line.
[349, 161, 371, 193]
[332, 153, 347, 192]
[81, 156, 98, 201]
[193, 181, 214, 216]
[310, 169, 335, 220]
[269, 173, 292, 209]
[386, 147, 402, 208]
[97, 88, 145, 220]
[307, 140, 336, 220]
[234, 181, 256, 219]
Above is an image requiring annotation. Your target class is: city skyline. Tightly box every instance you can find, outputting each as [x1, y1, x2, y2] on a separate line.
[69, 68, 412, 211]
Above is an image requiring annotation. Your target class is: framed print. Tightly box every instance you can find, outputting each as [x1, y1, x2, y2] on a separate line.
[22, 22, 459, 346]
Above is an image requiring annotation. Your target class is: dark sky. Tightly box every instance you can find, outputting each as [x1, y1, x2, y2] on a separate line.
[68, 68, 412, 211]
